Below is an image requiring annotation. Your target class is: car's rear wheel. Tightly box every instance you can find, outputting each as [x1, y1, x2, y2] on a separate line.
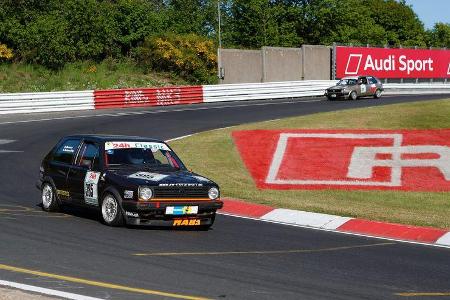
[41, 183, 60, 212]
[101, 193, 124, 227]
[374, 89, 382, 99]
[350, 91, 358, 100]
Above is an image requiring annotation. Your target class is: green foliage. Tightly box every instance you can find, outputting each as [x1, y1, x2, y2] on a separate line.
[227, 0, 303, 48]
[0, 0, 448, 77]
[135, 33, 217, 84]
[427, 23, 450, 48]
[0, 59, 188, 93]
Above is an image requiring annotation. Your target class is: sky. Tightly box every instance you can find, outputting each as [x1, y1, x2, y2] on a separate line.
[404, 0, 450, 29]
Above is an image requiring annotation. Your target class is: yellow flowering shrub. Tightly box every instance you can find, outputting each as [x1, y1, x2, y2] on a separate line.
[0, 43, 14, 61]
[135, 33, 217, 84]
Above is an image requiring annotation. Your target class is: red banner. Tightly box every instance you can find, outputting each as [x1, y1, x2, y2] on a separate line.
[94, 86, 203, 109]
[336, 46, 450, 79]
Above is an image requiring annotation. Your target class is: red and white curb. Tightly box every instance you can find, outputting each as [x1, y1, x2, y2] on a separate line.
[219, 198, 450, 248]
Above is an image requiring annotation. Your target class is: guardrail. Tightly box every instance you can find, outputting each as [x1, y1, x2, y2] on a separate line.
[0, 82, 449, 115]
[0, 91, 94, 114]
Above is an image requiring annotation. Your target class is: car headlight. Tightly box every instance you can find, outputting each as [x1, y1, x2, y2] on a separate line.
[208, 187, 219, 200]
[138, 187, 153, 201]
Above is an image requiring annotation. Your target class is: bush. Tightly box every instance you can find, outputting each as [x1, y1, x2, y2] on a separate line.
[135, 33, 217, 84]
[0, 43, 13, 61]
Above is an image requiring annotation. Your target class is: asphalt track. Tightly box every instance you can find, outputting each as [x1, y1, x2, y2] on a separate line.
[0, 94, 449, 300]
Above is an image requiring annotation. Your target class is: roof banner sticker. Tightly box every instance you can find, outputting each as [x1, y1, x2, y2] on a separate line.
[105, 141, 170, 152]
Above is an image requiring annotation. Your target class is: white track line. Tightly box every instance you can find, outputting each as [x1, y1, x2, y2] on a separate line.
[0, 99, 322, 126]
[218, 212, 450, 250]
[0, 280, 103, 300]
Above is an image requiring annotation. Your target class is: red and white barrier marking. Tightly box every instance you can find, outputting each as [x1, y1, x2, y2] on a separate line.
[233, 129, 450, 191]
[94, 86, 203, 109]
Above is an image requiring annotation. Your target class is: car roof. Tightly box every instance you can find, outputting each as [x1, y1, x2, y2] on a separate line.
[64, 134, 164, 143]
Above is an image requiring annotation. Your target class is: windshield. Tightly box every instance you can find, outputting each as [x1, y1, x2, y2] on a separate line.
[337, 79, 357, 86]
[104, 141, 186, 171]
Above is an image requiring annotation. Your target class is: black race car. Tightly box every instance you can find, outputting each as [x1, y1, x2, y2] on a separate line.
[36, 135, 223, 229]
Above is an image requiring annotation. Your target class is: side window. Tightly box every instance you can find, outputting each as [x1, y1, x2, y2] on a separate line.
[368, 77, 377, 84]
[361, 77, 368, 84]
[78, 143, 100, 170]
[53, 139, 81, 165]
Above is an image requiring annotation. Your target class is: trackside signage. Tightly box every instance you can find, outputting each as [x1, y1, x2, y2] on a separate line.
[336, 46, 450, 79]
[232, 129, 450, 191]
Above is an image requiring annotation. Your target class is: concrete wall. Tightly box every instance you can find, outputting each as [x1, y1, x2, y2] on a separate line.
[262, 47, 302, 82]
[219, 45, 331, 84]
[302, 45, 331, 80]
[220, 49, 262, 84]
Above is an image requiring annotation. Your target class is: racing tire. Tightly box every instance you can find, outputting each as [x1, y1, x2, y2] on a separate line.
[101, 193, 124, 227]
[374, 89, 382, 99]
[349, 91, 358, 100]
[41, 182, 60, 212]
[199, 213, 216, 231]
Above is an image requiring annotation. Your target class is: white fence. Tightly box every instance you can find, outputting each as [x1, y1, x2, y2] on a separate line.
[0, 82, 449, 115]
[203, 80, 335, 102]
[0, 91, 94, 114]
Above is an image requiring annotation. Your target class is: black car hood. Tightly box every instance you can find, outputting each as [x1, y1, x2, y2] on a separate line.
[106, 168, 214, 186]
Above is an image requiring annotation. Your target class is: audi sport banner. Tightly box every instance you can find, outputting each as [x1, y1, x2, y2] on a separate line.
[335, 46, 450, 79]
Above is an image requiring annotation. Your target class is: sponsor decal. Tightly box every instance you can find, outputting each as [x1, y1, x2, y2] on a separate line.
[84, 171, 101, 205]
[124, 190, 134, 199]
[159, 183, 203, 187]
[105, 141, 170, 152]
[56, 190, 70, 197]
[125, 211, 139, 218]
[233, 129, 450, 191]
[336, 46, 450, 78]
[94, 86, 203, 109]
[62, 145, 75, 153]
[124, 90, 150, 105]
[129, 172, 169, 181]
[166, 206, 199, 215]
[173, 219, 201, 226]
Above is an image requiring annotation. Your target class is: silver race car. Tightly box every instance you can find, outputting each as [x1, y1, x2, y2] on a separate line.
[325, 76, 384, 100]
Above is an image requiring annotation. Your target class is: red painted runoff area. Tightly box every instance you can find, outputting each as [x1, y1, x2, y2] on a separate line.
[232, 129, 450, 191]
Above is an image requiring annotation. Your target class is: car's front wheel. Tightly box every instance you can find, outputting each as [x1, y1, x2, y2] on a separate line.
[374, 89, 382, 99]
[101, 193, 124, 227]
[41, 183, 60, 212]
[199, 213, 216, 231]
[349, 91, 358, 100]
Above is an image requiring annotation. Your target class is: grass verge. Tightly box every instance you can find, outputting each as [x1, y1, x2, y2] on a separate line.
[0, 59, 189, 93]
[170, 99, 450, 229]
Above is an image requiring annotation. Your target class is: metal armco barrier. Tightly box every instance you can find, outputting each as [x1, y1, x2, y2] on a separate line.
[203, 80, 334, 102]
[94, 86, 203, 109]
[0, 91, 94, 114]
[0, 82, 449, 115]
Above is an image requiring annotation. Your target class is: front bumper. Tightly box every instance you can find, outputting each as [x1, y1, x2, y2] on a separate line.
[121, 199, 223, 226]
[325, 90, 348, 99]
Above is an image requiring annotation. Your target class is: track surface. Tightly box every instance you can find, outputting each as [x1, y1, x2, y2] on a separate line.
[0, 95, 449, 300]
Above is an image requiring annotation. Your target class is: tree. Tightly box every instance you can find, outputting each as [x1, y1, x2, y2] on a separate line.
[427, 23, 450, 48]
